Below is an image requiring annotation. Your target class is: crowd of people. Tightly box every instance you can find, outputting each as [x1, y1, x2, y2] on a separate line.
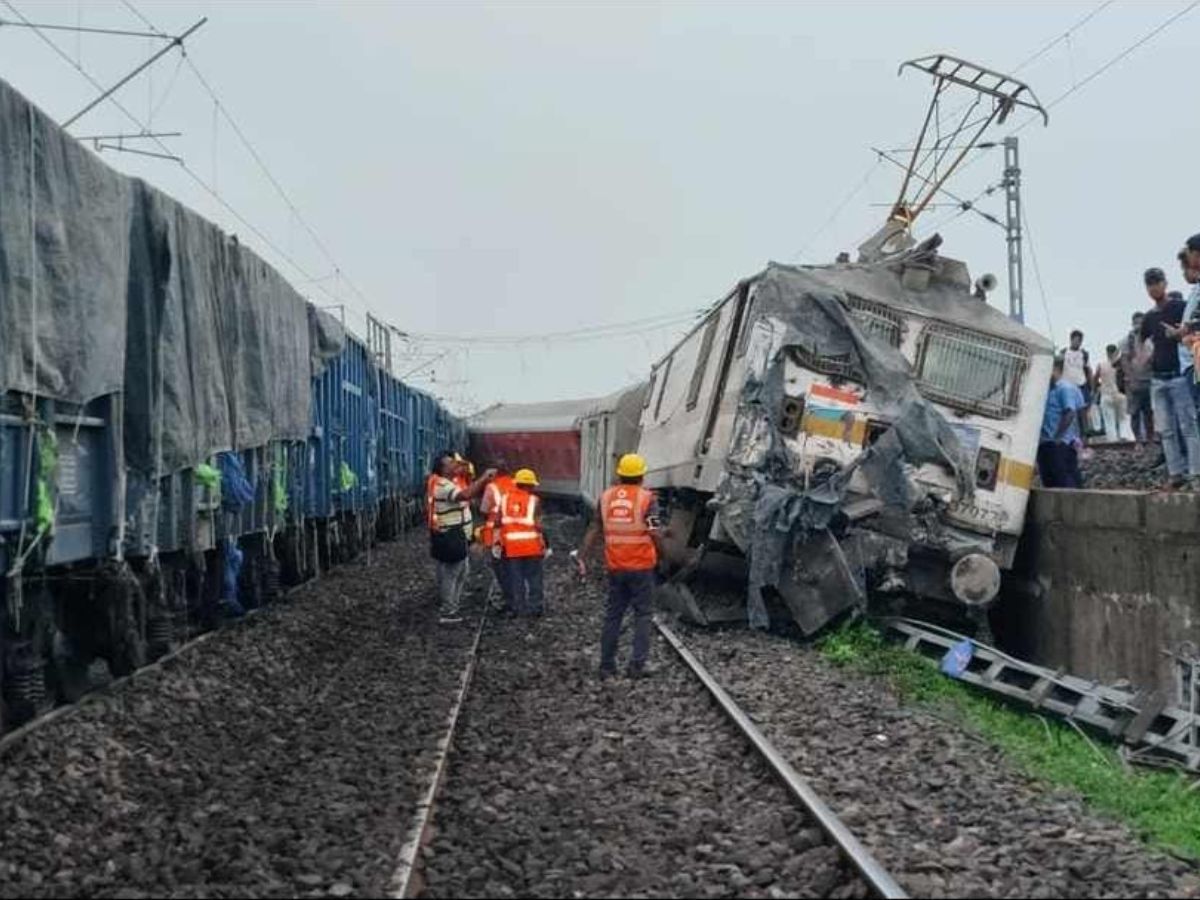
[424, 450, 663, 680]
[1039, 233, 1200, 490]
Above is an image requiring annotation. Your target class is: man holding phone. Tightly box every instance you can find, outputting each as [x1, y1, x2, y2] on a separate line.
[1140, 267, 1200, 489]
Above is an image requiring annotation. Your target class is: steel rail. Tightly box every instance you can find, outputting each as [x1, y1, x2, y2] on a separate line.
[656, 620, 908, 900]
[0, 577, 313, 757]
[389, 605, 489, 899]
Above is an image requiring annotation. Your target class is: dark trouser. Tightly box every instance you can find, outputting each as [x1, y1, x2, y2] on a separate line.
[503, 556, 544, 615]
[1128, 386, 1153, 442]
[1037, 441, 1081, 488]
[490, 554, 514, 610]
[600, 569, 655, 674]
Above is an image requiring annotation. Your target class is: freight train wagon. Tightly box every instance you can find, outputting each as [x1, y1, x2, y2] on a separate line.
[0, 76, 461, 731]
[633, 240, 1053, 634]
[467, 398, 600, 504]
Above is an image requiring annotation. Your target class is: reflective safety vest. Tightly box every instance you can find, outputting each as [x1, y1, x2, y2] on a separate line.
[480, 474, 516, 547]
[427, 475, 470, 533]
[599, 485, 657, 572]
[498, 487, 544, 559]
[425, 474, 439, 530]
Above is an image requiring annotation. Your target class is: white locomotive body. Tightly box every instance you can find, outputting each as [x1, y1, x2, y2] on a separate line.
[633, 243, 1053, 631]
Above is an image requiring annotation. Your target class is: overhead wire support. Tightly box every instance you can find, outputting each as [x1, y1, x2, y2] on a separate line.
[123, 0, 386, 330]
[870, 147, 1005, 231]
[0, 0, 366, 319]
[73, 130, 181, 142]
[93, 142, 182, 162]
[61, 17, 206, 128]
[0, 17, 171, 39]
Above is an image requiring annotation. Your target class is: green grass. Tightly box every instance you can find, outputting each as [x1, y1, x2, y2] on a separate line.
[819, 623, 1200, 860]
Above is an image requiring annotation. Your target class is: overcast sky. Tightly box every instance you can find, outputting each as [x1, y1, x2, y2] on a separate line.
[3, 1, 1197, 412]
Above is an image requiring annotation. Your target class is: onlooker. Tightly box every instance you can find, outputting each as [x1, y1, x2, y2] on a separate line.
[1094, 344, 1129, 441]
[1038, 358, 1086, 488]
[1177, 242, 1200, 409]
[1060, 329, 1093, 404]
[1122, 311, 1154, 443]
[1140, 268, 1200, 488]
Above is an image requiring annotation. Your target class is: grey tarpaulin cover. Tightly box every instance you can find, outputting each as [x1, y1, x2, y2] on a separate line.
[714, 254, 980, 630]
[0, 77, 343, 474]
[0, 78, 132, 403]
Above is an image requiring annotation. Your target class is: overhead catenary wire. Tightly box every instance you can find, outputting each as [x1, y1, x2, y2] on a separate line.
[1, 0, 358, 318]
[1022, 203, 1055, 341]
[936, 0, 1200, 192]
[405, 307, 706, 347]
[1012, 0, 1200, 134]
[795, 157, 882, 261]
[121, 0, 381, 324]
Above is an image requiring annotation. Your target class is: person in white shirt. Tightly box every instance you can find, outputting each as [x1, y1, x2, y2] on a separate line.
[1061, 329, 1093, 405]
[1093, 344, 1129, 441]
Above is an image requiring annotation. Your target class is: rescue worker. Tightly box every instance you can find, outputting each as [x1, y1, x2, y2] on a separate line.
[576, 453, 663, 680]
[497, 468, 547, 616]
[479, 462, 518, 612]
[427, 452, 495, 624]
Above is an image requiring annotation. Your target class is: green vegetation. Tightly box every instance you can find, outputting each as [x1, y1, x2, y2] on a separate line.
[819, 623, 1200, 860]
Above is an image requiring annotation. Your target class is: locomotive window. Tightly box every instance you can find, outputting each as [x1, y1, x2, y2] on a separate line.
[787, 296, 902, 382]
[916, 324, 1029, 419]
[735, 292, 757, 358]
[653, 355, 673, 421]
[846, 296, 902, 348]
[686, 312, 721, 412]
[643, 371, 657, 410]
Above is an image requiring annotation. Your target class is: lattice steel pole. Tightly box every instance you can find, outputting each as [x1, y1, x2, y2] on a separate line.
[1003, 136, 1024, 324]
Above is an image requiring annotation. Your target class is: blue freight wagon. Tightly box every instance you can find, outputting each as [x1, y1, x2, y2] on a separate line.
[0, 76, 464, 732]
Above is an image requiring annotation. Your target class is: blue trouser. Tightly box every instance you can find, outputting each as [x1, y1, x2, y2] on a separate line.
[1037, 441, 1081, 488]
[503, 556, 544, 614]
[600, 569, 655, 674]
[1151, 373, 1200, 477]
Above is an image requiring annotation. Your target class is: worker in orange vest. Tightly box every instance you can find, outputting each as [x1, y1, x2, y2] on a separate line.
[576, 453, 663, 679]
[480, 463, 517, 612]
[498, 468, 546, 616]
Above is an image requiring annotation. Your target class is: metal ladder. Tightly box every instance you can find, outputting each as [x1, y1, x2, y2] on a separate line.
[885, 618, 1200, 773]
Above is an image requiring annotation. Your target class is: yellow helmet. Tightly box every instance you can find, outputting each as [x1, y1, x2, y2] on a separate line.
[616, 453, 647, 478]
[514, 468, 539, 487]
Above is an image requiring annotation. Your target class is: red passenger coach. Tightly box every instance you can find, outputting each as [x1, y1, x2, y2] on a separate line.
[467, 398, 599, 502]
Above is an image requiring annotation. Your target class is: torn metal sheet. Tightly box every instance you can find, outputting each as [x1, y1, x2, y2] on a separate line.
[714, 241, 991, 633]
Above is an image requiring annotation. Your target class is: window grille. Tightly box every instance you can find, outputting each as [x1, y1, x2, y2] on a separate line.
[916, 324, 1028, 419]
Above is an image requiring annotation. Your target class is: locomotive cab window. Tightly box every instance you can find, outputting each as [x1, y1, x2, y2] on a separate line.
[915, 324, 1028, 419]
[686, 312, 721, 411]
[653, 355, 673, 421]
[787, 295, 902, 382]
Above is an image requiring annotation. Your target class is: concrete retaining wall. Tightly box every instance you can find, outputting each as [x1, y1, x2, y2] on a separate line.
[999, 488, 1199, 699]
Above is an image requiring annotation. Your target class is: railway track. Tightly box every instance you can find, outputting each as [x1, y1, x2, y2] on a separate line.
[655, 620, 906, 900]
[409, 545, 907, 899]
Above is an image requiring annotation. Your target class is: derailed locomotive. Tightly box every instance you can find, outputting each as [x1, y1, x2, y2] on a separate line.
[634, 238, 1053, 633]
[0, 78, 463, 730]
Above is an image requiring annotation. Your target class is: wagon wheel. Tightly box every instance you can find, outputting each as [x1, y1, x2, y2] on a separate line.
[106, 570, 147, 678]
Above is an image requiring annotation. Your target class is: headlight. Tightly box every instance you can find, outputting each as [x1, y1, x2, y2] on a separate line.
[778, 395, 805, 437]
[975, 447, 1001, 491]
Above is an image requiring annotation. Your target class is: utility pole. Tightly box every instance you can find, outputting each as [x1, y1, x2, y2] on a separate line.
[1003, 135, 1024, 324]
